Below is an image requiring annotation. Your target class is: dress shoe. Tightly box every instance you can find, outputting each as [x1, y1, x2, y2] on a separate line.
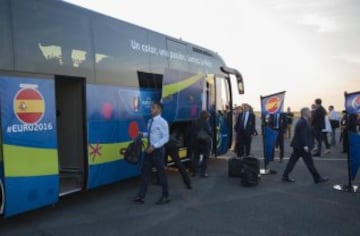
[200, 173, 209, 178]
[133, 196, 144, 204]
[282, 177, 295, 183]
[155, 196, 170, 205]
[313, 153, 321, 157]
[186, 184, 192, 190]
[315, 177, 329, 184]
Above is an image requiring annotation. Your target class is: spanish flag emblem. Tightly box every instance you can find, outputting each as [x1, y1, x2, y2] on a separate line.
[14, 87, 45, 124]
[265, 96, 281, 114]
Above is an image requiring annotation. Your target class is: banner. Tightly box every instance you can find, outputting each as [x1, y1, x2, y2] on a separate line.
[260, 91, 286, 164]
[345, 91, 360, 180]
[264, 127, 278, 164]
[260, 91, 286, 116]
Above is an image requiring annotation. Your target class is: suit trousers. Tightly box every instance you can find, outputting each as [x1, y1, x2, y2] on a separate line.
[166, 146, 191, 186]
[275, 129, 284, 159]
[138, 147, 168, 198]
[282, 148, 320, 181]
[236, 132, 252, 157]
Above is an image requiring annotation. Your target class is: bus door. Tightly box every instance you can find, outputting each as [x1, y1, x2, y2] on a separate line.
[55, 76, 86, 196]
[214, 76, 232, 155]
[0, 76, 58, 217]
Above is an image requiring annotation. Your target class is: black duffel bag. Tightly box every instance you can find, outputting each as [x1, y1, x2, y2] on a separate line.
[240, 157, 260, 186]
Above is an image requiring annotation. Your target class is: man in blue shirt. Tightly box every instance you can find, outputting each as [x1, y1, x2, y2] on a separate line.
[133, 102, 170, 204]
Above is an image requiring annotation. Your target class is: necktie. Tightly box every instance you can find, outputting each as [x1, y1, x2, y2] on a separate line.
[276, 114, 279, 129]
[148, 118, 153, 146]
[243, 112, 248, 129]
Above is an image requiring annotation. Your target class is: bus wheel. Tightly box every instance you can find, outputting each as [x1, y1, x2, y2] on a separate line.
[0, 179, 4, 215]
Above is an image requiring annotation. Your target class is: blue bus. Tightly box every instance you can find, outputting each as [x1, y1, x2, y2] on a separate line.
[0, 0, 244, 217]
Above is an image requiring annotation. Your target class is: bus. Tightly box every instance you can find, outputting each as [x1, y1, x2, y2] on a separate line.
[0, 0, 244, 217]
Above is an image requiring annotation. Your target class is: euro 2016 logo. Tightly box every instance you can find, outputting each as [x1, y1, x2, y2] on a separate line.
[352, 95, 360, 113]
[13, 84, 45, 124]
[265, 96, 282, 114]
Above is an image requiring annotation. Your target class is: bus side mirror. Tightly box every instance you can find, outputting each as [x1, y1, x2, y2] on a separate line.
[237, 76, 244, 94]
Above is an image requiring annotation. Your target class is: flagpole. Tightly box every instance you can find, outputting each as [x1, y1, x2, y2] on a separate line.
[259, 95, 278, 175]
[259, 95, 267, 174]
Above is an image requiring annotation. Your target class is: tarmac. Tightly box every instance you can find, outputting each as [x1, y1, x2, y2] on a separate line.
[1, 125, 360, 236]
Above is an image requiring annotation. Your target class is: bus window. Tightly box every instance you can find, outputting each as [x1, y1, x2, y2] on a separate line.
[0, 0, 13, 70]
[93, 15, 149, 86]
[11, 0, 95, 81]
[148, 32, 168, 75]
[166, 39, 189, 71]
[216, 77, 230, 113]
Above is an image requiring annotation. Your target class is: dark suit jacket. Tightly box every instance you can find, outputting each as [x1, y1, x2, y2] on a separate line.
[269, 113, 287, 132]
[291, 117, 315, 150]
[235, 112, 256, 136]
[312, 106, 326, 131]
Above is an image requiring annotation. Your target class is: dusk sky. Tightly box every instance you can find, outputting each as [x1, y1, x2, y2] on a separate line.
[65, 0, 360, 111]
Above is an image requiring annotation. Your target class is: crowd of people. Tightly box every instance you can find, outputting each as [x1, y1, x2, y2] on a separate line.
[132, 98, 359, 205]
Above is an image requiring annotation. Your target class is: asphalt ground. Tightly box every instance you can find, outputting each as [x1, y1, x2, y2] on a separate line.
[1, 125, 360, 236]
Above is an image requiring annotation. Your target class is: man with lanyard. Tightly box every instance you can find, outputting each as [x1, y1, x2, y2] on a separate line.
[133, 102, 170, 205]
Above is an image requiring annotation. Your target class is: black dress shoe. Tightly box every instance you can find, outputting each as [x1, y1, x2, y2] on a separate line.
[155, 196, 170, 205]
[313, 153, 321, 157]
[133, 196, 144, 204]
[200, 173, 209, 178]
[186, 184, 192, 190]
[282, 177, 295, 183]
[315, 177, 329, 184]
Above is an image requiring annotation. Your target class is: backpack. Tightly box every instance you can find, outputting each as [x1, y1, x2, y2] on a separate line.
[124, 136, 144, 165]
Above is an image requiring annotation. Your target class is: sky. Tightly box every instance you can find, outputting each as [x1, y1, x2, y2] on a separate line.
[65, 0, 360, 111]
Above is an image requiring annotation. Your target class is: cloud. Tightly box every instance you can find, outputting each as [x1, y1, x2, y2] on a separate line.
[297, 14, 338, 33]
[336, 53, 360, 64]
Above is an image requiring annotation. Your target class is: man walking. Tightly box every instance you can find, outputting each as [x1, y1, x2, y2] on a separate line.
[282, 107, 329, 183]
[133, 102, 170, 204]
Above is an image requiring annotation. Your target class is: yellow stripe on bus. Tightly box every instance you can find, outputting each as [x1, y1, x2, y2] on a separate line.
[3, 145, 58, 177]
[88, 139, 148, 165]
[14, 100, 45, 113]
[162, 73, 204, 98]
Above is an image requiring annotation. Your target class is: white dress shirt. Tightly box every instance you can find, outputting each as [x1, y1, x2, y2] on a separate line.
[144, 114, 169, 149]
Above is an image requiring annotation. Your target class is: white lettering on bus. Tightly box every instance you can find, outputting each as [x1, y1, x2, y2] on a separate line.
[6, 122, 54, 133]
[130, 39, 213, 68]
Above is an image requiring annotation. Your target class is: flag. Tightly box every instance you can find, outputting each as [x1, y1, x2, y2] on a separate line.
[260, 92, 286, 164]
[349, 132, 360, 180]
[264, 127, 278, 164]
[345, 91, 360, 180]
[260, 91, 286, 117]
[345, 91, 360, 114]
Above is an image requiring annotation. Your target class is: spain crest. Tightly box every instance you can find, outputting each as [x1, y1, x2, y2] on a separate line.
[13, 84, 45, 124]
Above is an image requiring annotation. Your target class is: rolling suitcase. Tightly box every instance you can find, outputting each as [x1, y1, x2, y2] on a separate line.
[228, 157, 243, 177]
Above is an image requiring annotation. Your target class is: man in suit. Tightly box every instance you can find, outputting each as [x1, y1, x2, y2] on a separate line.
[271, 112, 287, 162]
[282, 107, 329, 183]
[235, 103, 256, 157]
[312, 98, 330, 156]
